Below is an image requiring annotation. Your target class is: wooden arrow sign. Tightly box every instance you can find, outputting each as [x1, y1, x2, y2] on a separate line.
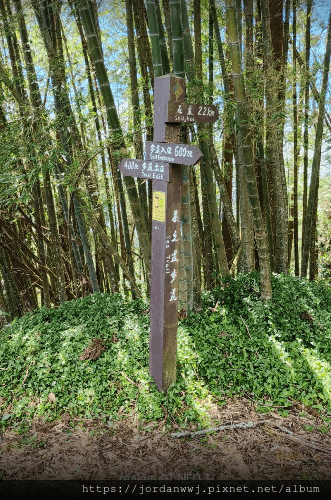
[118, 158, 169, 182]
[167, 102, 219, 124]
[145, 141, 203, 166]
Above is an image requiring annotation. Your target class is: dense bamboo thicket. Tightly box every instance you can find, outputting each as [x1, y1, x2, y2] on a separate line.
[0, 0, 330, 320]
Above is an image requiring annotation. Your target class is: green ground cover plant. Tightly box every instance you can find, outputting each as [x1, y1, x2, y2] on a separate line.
[1, 272, 331, 434]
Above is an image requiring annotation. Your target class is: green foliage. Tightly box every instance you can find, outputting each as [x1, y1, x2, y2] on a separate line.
[0, 293, 211, 431]
[198, 272, 331, 411]
[1, 273, 331, 433]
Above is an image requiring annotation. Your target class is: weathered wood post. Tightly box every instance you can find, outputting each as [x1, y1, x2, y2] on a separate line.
[118, 74, 218, 394]
[149, 74, 185, 393]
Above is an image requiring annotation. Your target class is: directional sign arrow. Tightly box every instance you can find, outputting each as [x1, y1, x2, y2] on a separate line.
[145, 141, 203, 166]
[118, 158, 169, 182]
[167, 102, 219, 124]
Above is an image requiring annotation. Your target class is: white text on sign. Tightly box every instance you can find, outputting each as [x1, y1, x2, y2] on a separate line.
[167, 102, 219, 124]
[118, 158, 170, 182]
[145, 142, 203, 166]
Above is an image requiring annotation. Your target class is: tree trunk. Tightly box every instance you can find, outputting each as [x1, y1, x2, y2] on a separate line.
[155, 0, 170, 74]
[225, 0, 272, 300]
[301, 8, 331, 277]
[302, 0, 312, 263]
[292, 0, 299, 275]
[261, 0, 288, 273]
[190, 170, 202, 309]
[145, 0, 164, 77]
[44, 169, 67, 303]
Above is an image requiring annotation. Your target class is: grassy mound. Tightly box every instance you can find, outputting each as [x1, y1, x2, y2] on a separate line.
[1, 272, 331, 434]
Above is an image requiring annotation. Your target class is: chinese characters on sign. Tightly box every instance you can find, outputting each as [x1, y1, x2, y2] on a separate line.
[167, 102, 219, 124]
[118, 158, 169, 182]
[165, 224, 180, 302]
[167, 211, 180, 303]
[145, 141, 202, 166]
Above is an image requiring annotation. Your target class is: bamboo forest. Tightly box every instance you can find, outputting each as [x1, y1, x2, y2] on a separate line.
[0, 0, 330, 314]
[1, 0, 331, 485]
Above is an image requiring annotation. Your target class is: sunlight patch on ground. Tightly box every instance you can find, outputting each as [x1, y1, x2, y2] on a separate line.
[268, 335, 295, 379]
[177, 326, 214, 427]
[123, 316, 143, 342]
[117, 348, 129, 366]
[302, 348, 331, 402]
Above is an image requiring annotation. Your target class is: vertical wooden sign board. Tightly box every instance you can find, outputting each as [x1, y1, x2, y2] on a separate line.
[149, 75, 185, 394]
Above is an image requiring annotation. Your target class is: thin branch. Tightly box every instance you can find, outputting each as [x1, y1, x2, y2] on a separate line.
[171, 419, 272, 438]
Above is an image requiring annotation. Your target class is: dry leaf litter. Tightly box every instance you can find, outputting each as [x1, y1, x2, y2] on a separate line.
[1, 397, 331, 480]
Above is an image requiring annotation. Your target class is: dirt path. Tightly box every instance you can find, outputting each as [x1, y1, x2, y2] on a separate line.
[1, 397, 331, 481]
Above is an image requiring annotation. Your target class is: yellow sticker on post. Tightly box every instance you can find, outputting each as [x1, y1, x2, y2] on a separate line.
[152, 191, 166, 222]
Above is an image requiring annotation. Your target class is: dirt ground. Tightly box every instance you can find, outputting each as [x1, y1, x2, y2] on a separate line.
[1, 396, 331, 481]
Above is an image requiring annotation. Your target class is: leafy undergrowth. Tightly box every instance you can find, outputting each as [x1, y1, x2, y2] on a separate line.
[1, 272, 331, 435]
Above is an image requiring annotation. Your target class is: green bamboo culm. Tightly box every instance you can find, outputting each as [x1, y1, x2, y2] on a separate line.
[77, 0, 121, 142]
[301, 7, 331, 278]
[77, 0, 136, 291]
[76, 0, 151, 286]
[180, 0, 195, 81]
[169, 0, 185, 78]
[155, 0, 170, 74]
[225, 0, 272, 300]
[125, 0, 149, 243]
[261, 0, 288, 274]
[145, 0, 163, 77]
[169, 0, 192, 311]
[31, 0, 100, 296]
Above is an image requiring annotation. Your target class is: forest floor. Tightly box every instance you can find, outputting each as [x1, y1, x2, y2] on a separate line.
[1, 396, 331, 481]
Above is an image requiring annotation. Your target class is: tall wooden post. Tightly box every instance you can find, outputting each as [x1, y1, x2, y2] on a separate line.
[118, 75, 217, 394]
[149, 75, 185, 393]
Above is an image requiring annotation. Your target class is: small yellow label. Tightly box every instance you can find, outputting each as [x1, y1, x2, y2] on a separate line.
[153, 191, 166, 222]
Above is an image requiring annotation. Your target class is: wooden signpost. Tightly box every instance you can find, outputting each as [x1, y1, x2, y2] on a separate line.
[117, 74, 218, 393]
